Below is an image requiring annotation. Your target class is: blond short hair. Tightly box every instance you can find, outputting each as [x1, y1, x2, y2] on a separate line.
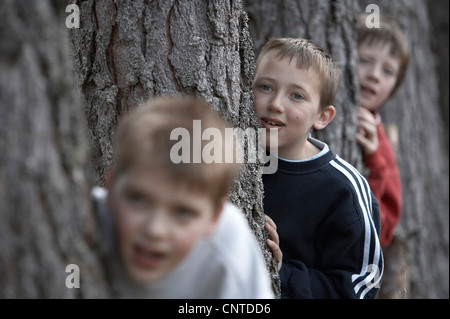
[255, 38, 341, 110]
[113, 96, 241, 207]
[356, 14, 410, 97]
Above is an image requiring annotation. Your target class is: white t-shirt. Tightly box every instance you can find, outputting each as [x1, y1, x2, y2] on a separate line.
[92, 187, 275, 299]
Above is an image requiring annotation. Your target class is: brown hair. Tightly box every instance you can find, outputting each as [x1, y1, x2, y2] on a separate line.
[356, 14, 410, 97]
[113, 95, 241, 207]
[255, 38, 341, 110]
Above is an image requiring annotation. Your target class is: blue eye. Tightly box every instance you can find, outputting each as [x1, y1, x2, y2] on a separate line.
[383, 68, 394, 76]
[292, 93, 304, 100]
[260, 84, 272, 91]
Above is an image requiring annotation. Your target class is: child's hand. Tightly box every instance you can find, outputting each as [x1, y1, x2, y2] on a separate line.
[265, 214, 283, 272]
[356, 107, 378, 155]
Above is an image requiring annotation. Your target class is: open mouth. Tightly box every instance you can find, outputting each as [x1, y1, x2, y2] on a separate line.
[360, 85, 376, 97]
[261, 117, 285, 128]
[133, 245, 166, 269]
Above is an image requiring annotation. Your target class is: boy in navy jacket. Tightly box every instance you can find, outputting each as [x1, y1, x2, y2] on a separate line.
[255, 38, 383, 298]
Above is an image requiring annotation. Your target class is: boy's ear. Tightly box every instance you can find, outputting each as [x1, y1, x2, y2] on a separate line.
[313, 105, 336, 130]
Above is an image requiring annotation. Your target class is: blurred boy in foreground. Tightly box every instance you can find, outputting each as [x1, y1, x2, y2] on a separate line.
[93, 96, 274, 298]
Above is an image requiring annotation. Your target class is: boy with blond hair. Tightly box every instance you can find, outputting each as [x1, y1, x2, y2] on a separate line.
[254, 38, 383, 298]
[93, 96, 274, 298]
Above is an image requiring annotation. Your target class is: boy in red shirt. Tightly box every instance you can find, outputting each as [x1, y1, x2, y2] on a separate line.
[356, 14, 409, 297]
[356, 13, 409, 248]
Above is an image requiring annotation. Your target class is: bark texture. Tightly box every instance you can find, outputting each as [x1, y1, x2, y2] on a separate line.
[70, 0, 280, 297]
[0, 0, 108, 298]
[427, 0, 449, 151]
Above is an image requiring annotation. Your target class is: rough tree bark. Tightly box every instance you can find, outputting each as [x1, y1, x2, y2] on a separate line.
[70, 0, 280, 297]
[427, 0, 449, 151]
[0, 0, 109, 298]
[245, 0, 363, 169]
[359, 0, 449, 299]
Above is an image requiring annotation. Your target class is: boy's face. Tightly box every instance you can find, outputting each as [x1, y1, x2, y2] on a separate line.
[358, 42, 401, 111]
[253, 51, 330, 159]
[108, 166, 220, 283]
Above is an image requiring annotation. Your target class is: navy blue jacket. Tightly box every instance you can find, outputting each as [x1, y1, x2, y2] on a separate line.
[263, 140, 383, 299]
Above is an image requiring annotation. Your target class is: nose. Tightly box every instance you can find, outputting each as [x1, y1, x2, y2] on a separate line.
[142, 209, 169, 240]
[367, 64, 381, 83]
[268, 93, 283, 113]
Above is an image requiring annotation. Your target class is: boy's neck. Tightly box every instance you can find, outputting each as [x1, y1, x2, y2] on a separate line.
[278, 139, 322, 161]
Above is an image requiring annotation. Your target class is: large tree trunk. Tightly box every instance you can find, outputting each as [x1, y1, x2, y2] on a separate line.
[0, 0, 108, 298]
[70, 0, 280, 297]
[245, 0, 363, 169]
[359, 0, 449, 299]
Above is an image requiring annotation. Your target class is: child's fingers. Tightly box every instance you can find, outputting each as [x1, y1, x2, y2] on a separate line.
[358, 121, 378, 149]
[266, 238, 282, 259]
[265, 217, 279, 245]
[358, 119, 377, 136]
[356, 132, 368, 146]
[356, 128, 378, 154]
[357, 107, 376, 124]
[358, 117, 377, 135]
[267, 238, 283, 271]
[264, 214, 277, 230]
[264, 214, 283, 271]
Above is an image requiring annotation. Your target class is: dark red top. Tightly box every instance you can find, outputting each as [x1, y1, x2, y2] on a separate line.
[363, 113, 402, 248]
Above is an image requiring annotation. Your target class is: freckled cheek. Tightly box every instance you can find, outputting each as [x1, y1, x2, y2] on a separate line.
[288, 110, 303, 124]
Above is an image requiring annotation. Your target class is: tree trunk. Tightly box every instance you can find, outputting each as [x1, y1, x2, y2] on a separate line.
[0, 0, 108, 298]
[427, 0, 449, 152]
[70, 0, 280, 297]
[359, 0, 449, 299]
[245, 0, 363, 169]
